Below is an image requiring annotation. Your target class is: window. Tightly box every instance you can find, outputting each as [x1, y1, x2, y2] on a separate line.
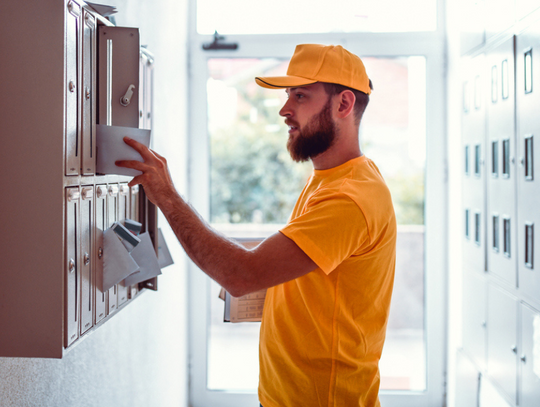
[492, 214, 500, 252]
[525, 223, 534, 269]
[465, 145, 470, 175]
[492, 140, 498, 177]
[197, 0, 437, 35]
[465, 209, 470, 239]
[501, 59, 509, 99]
[525, 135, 534, 181]
[475, 211, 481, 246]
[502, 139, 510, 178]
[475, 144, 481, 177]
[525, 48, 533, 94]
[188, 1, 446, 405]
[503, 217, 511, 257]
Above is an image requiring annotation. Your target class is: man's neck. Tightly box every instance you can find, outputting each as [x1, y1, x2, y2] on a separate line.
[311, 145, 362, 170]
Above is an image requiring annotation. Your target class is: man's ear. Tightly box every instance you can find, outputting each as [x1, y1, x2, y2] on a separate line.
[336, 90, 356, 119]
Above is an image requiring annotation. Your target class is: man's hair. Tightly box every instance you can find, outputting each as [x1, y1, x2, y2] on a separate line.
[322, 80, 372, 125]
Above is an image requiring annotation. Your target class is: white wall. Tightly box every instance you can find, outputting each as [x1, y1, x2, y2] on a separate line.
[0, 1, 189, 406]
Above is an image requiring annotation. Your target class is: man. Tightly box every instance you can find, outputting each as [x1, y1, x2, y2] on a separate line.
[117, 44, 396, 407]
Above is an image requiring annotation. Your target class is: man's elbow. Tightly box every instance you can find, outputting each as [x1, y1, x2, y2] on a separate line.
[227, 283, 252, 298]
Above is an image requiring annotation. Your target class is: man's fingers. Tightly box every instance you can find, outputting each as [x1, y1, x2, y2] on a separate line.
[128, 175, 144, 188]
[123, 137, 154, 161]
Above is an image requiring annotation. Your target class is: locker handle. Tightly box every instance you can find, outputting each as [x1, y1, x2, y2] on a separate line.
[521, 354, 527, 363]
[84, 253, 90, 266]
[81, 187, 93, 200]
[67, 189, 80, 202]
[108, 185, 119, 196]
[120, 84, 135, 107]
[68, 258, 76, 273]
[511, 345, 517, 354]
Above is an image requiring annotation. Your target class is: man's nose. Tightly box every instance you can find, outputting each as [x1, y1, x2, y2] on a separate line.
[279, 98, 293, 117]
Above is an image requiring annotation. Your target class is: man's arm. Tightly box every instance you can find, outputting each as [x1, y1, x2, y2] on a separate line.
[116, 137, 318, 297]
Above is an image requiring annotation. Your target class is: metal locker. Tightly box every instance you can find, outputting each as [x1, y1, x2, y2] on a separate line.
[516, 26, 540, 310]
[65, 1, 81, 176]
[129, 185, 140, 299]
[486, 38, 517, 287]
[519, 302, 540, 407]
[117, 183, 130, 306]
[97, 26, 140, 127]
[462, 269, 487, 370]
[65, 187, 80, 347]
[487, 283, 518, 403]
[455, 350, 481, 407]
[462, 55, 487, 272]
[107, 184, 119, 314]
[95, 185, 107, 323]
[80, 186, 94, 334]
[81, 9, 96, 175]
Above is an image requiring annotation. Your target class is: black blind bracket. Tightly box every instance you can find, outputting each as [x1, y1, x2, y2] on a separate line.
[202, 31, 238, 51]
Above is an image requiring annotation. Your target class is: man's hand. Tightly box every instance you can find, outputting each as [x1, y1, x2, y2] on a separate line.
[115, 137, 176, 206]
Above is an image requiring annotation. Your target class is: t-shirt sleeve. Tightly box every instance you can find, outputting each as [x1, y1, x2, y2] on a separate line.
[280, 192, 370, 274]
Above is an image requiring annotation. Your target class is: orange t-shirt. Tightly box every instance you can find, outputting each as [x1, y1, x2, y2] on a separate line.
[258, 155, 397, 407]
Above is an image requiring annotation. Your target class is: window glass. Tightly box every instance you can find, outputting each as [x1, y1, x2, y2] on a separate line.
[207, 56, 427, 391]
[198, 0, 437, 35]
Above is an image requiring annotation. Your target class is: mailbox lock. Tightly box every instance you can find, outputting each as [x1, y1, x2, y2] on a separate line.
[68, 258, 75, 273]
[85, 87, 91, 100]
[84, 253, 90, 266]
[120, 84, 135, 107]
[69, 81, 76, 93]
[98, 247, 103, 259]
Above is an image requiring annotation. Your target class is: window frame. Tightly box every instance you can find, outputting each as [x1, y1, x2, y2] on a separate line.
[187, 1, 447, 406]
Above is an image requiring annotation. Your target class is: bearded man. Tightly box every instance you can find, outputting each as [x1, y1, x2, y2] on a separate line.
[117, 44, 397, 407]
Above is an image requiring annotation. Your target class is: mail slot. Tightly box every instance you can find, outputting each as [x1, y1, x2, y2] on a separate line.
[65, 187, 80, 347]
[81, 10, 96, 175]
[117, 183, 130, 306]
[107, 184, 119, 314]
[80, 186, 94, 334]
[95, 184, 107, 323]
[65, 2, 80, 176]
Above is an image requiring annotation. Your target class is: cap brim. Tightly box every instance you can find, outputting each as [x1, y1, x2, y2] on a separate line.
[255, 75, 317, 89]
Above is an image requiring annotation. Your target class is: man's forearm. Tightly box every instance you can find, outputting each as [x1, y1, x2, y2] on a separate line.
[158, 190, 256, 296]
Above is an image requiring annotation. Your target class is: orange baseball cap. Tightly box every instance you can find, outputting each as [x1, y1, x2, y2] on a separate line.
[255, 44, 371, 95]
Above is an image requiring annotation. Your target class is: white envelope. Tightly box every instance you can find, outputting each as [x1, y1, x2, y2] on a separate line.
[102, 227, 140, 292]
[96, 124, 151, 176]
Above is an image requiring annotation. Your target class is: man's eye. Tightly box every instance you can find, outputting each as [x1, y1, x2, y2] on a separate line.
[296, 93, 304, 99]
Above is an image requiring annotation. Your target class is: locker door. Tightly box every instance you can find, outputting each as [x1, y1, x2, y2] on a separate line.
[487, 283, 518, 403]
[81, 10, 96, 175]
[107, 184, 119, 314]
[455, 350, 481, 407]
[139, 48, 154, 130]
[65, 187, 80, 347]
[65, 1, 81, 175]
[520, 302, 540, 407]
[462, 268, 487, 370]
[463, 54, 487, 272]
[486, 38, 517, 287]
[97, 26, 140, 127]
[95, 185, 107, 323]
[129, 185, 140, 299]
[516, 27, 540, 310]
[117, 184, 129, 306]
[80, 186, 94, 334]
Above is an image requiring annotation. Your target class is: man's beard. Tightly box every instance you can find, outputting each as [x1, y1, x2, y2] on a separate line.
[286, 98, 337, 163]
